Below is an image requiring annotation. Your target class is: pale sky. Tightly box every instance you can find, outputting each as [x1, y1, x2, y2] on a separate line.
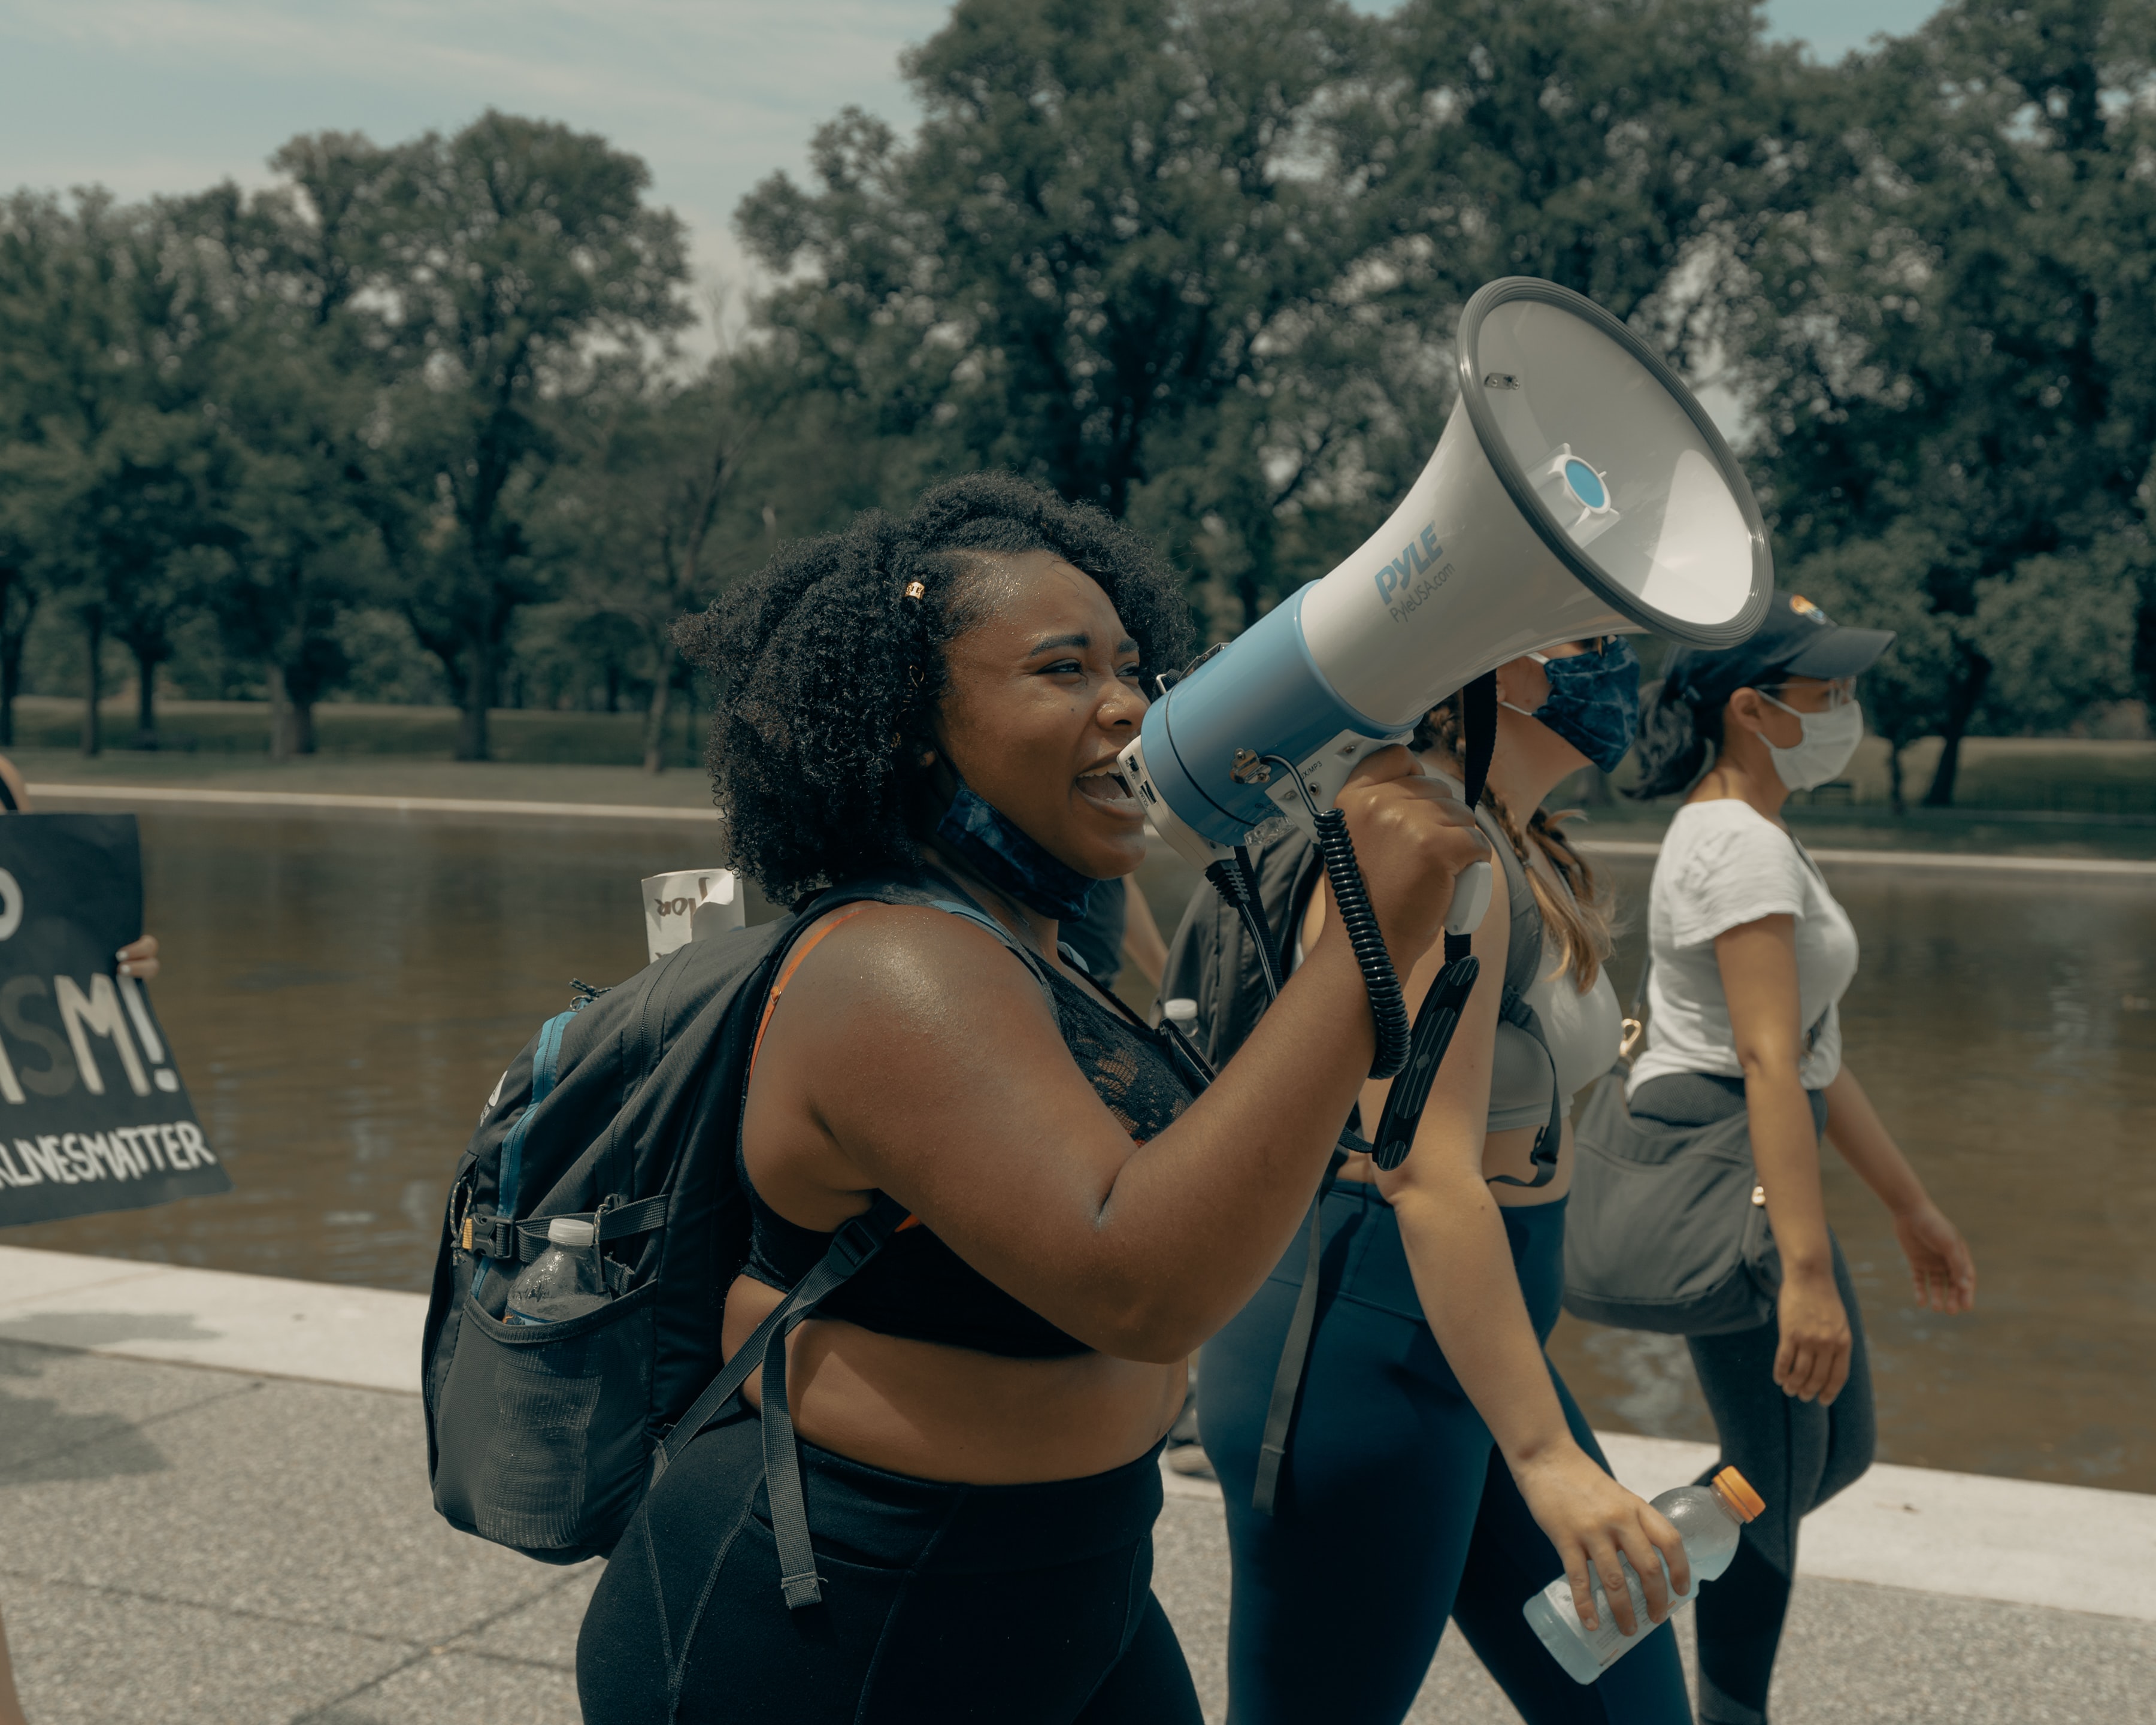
[0, 1, 1946, 312]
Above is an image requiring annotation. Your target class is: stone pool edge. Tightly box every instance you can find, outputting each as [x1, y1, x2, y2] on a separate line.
[3, 1241, 2151, 1628]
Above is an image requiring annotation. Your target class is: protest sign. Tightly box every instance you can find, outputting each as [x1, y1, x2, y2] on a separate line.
[0, 813, 229, 1225]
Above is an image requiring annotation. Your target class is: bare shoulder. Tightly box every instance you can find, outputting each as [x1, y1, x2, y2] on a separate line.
[769, 901, 1062, 1051]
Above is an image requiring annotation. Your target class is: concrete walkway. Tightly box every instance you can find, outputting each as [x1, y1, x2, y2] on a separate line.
[2, 1245, 2151, 1724]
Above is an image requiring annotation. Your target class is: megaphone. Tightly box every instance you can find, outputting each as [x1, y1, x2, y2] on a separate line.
[1118, 276, 1771, 876]
[1119, 278, 1770, 1115]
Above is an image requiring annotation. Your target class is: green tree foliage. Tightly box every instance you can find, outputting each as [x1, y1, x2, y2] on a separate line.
[1373, 0, 1809, 348]
[184, 180, 383, 758]
[0, 190, 228, 753]
[359, 113, 693, 759]
[738, 0, 1394, 629]
[737, 0, 1813, 634]
[0, 116, 692, 761]
[541, 353, 764, 771]
[1742, 0, 2156, 803]
[4, 2, 2152, 775]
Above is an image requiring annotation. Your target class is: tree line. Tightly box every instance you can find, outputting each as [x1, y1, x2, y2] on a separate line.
[3, 0, 2151, 801]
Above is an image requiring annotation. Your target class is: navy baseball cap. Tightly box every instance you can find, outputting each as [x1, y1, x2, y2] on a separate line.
[1661, 592, 1894, 710]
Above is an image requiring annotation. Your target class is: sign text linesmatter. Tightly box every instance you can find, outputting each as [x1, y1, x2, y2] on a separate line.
[0, 815, 229, 1225]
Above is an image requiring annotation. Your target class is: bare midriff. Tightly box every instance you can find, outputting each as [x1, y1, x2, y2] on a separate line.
[720, 1273, 1187, 1485]
[1332, 1119, 1574, 1205]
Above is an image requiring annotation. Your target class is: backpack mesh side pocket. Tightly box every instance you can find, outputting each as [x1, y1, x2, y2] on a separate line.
[432, 1281, 658, 1563]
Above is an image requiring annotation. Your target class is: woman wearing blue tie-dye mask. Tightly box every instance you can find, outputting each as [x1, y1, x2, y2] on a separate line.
[1163, 635, 1694, 1725]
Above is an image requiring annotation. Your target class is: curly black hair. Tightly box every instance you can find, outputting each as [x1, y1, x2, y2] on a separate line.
[677, 472, 1195, 904]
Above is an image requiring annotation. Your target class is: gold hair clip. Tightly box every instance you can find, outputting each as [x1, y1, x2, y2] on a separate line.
[903, 580, 926, 600]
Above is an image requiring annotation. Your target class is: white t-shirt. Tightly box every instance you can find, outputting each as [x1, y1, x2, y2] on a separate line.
[1627, 800, 1859, 1095]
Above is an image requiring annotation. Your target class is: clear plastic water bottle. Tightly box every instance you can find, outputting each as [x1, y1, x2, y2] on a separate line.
[1524, 1466, 1764, 1685]
[505, 1216, 609, 1325]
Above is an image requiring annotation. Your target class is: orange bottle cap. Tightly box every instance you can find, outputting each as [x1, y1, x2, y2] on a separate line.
[1712, 1466, 1764, 1523]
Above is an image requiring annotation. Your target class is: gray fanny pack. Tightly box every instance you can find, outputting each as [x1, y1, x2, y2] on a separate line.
[1561, 958, 1825, 1337]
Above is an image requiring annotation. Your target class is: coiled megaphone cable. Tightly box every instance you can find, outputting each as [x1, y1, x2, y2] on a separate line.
[1262, 754, 1411, 1081]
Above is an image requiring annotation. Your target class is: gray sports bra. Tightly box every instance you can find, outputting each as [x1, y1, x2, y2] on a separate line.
[1477, 804, 1563, 1135]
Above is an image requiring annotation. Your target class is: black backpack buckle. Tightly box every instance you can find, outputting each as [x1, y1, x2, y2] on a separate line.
[461, 1212, 519, 1260]
[827, 1213, 888, 1275]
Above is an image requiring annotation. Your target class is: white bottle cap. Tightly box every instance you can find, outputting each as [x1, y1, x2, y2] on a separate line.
[1163, 998, 1199, 1026]
[546, 1216, 596, 1248]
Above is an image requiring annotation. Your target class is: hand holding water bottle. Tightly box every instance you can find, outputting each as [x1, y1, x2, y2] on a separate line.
[1513, 1445, 1691, 1639]
[1524, 1466, 1765, 1685]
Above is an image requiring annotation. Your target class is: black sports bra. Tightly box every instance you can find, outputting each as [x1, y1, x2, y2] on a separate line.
[738, 910, 1194, 1358]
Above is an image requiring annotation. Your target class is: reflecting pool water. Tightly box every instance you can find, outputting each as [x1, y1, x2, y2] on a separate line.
[8, 809, 2154, 1493]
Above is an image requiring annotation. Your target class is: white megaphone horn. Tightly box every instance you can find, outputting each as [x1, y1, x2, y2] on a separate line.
[1118, 277, 1771, 884]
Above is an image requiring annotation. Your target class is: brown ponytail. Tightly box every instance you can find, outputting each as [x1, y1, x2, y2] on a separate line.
[1413, 700, 1613, 991]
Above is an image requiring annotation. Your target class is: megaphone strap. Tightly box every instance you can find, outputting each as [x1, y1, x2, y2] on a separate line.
[1444, 672, 1500, 967]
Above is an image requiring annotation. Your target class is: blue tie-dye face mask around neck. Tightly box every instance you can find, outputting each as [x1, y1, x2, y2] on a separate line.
[934, 781, 1096, 922]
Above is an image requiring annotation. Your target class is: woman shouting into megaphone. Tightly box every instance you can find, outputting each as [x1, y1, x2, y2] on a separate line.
[1161, 638, 1693, 1725]
[576, 476, 1490, 1725]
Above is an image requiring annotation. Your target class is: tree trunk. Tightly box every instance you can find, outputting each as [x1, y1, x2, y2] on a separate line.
[1921, 655, 1992, 808]
[1922, 731, 1965, 808]
[132, 646, 158, 749]
[268, 664, 300, 761]
[0, 567, 31, 749]
[457, 632, 492, 762]
[641, 642, 673, 774]
[1887, 743, 1907, 816]
[81, 606, 104, 758]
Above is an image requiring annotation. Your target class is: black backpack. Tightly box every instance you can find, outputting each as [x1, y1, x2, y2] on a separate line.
[420, 873, 1041, 1577]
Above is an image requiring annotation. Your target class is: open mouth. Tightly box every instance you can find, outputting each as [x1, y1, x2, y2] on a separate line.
[1076, 766, 1140, 816]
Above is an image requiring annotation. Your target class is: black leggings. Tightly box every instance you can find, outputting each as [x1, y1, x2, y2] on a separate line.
[578, 1409, 1201, 1724]
[1197, 1185, 1691, 1725]
[1633, 1073, 1878, 1725]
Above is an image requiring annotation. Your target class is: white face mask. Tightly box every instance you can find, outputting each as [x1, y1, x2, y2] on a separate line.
[1758, 693, 1864, 792]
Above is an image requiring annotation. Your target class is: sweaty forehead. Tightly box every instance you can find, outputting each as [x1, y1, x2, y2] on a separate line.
[957, 550, 1119, 637]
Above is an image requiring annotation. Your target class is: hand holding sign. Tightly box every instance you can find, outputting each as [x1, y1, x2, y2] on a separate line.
[0, 814, 229, 1226]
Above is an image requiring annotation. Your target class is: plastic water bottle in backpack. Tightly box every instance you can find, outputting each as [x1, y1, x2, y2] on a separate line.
[505, 1216, 610, 1325]
[1524, 1466, 1764, 1684]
